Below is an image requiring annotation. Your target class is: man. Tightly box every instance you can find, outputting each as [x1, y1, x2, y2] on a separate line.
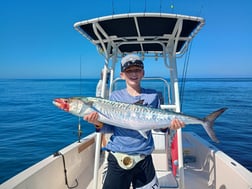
[84, 54, 184, 189]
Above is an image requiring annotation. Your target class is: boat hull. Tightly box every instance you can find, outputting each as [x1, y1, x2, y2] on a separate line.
[1, 132, 251, 189]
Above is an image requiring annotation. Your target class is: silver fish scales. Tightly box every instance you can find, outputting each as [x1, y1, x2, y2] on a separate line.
[53, 97, 227, 143]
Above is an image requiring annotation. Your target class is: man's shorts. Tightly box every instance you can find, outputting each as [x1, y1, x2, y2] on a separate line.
[102, 152, 159, 189]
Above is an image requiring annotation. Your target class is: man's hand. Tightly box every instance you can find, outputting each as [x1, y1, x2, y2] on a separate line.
[170, 119, 185, 130]
[83, 112, 103, 129]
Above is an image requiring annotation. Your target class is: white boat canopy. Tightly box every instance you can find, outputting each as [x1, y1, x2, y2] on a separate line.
[74, 13, 205, 59]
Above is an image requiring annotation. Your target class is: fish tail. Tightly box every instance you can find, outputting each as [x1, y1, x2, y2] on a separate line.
[202, 108, 228, 143]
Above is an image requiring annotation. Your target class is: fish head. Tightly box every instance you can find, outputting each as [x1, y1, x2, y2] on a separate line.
[53, 97, 94, 116]
[53, 98, 70, 111]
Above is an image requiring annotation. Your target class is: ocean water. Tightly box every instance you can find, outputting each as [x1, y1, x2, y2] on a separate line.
[0, 78, 252, 183]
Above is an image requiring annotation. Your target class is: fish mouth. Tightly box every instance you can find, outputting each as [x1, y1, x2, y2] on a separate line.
[53, 98, 70, 111]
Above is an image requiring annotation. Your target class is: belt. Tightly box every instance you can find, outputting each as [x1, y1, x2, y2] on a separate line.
[110, 151, 146, 170]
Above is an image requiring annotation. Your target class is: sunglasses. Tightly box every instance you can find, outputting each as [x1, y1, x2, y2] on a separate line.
[121, 60, 144, 72]
[124, 68, 143, 74]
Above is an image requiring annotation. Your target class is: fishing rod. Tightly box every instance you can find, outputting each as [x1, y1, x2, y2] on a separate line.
[77, 56, 83, 143]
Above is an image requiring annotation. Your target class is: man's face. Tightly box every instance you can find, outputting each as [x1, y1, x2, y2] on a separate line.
[120, 66, 144, 86]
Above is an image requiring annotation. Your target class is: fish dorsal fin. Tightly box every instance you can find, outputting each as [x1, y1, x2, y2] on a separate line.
[134, 100, 144, 105]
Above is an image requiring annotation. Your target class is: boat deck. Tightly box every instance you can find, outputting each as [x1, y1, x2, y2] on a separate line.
[82, 132, 212, 189]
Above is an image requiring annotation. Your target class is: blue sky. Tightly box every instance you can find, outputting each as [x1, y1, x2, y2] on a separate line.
[1, 0, 252, 79]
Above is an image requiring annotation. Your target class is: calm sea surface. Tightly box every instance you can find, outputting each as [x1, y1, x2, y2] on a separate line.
[0, 78, 252, 183]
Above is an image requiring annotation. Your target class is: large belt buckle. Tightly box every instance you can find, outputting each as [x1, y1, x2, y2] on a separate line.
[121, 155, 134, 169]
[112, 152, 145, 170]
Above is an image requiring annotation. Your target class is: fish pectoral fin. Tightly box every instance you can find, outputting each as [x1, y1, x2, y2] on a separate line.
[138, 130, 149, 139]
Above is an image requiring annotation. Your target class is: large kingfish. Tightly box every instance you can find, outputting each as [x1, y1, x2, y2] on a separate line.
[53, 97, 227, 143]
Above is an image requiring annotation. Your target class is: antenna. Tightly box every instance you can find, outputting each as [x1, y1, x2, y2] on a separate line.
[111, 0, 115, 15]
[170, 1, 175, 13]
[128, 0, 131, 13]
[160, 0, 162, 13]
[144, 0, 147, 13]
